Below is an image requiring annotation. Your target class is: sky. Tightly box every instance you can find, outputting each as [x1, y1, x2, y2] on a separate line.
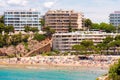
[0, 0, 119, 23]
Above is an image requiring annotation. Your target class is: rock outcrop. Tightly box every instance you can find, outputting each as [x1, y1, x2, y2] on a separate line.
[0, 39, 51, 57]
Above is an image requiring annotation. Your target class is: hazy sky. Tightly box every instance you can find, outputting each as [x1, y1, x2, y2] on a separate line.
[0, 0, 119, 23]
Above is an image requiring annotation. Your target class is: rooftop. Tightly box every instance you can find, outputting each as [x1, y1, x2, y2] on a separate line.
[46, 9, 82, 14]
[4, 9, 39, 12]
[110, 11, 120, 14]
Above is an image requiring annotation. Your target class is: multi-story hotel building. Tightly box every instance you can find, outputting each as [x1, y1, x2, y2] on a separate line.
[45, 10, 83, 33]
[109, 11, 120, 27]
[52, 31, 118, 52]
[4, 9, 41, 31]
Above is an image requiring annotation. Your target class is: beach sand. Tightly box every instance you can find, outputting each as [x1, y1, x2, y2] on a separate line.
[0, 55, 119, 70]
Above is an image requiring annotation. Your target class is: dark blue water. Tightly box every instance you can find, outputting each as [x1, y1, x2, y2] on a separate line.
[0, 67, 107, 80]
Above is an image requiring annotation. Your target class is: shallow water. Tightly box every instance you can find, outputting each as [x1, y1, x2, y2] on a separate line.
[0, 66, 107, 80]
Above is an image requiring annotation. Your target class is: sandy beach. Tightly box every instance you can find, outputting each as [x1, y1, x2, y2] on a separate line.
[0, 55, 119, 69]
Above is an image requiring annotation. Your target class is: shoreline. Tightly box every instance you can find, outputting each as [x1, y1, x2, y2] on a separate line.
[0, 55, 119, 70]
[0, 63, 109, 70]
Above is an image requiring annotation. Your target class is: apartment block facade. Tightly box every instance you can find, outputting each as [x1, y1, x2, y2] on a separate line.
[4, 10, 41, 31]
[45, 10, 83, 33]
[52, 31, 118, 52]
[109, 11, 120, 27]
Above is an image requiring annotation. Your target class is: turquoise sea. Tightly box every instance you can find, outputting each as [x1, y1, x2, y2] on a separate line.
[0, 66, 107, 80]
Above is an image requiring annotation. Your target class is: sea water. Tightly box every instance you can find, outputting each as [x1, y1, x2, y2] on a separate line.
[0, 66, 107, 80]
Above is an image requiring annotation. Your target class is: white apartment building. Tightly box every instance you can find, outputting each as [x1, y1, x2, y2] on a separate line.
[109, 11, 120, 27]
[45, 10, 83, 33]
[52, 31, 118, 52]
[4, 9, 41, 31]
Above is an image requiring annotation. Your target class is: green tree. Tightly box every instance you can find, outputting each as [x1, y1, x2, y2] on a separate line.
[40, 18, 45, 30]
[44, 26, 50, 31]
[3, 33, 10, 46]
[115, 35, 120, 40]
[109, 40, 120, 55]
[30, 27, 39, 32]
[4, 25, 14, 34]
[72, 45, 85, 54]
[102, 36, 114, 54]
[81, 40, 93, 47]
[81, 40, 94, 54]
[24, 26, 31, 32]
[91, 22, 115, 33]
[99, 23, 115, 33]
[96, 43, 107, 54]
[0, 23, 5, 33]
[99, 23, 109, 30]
[9, 25, 14, 33]
[105, 24, 115, 33]
[44, 26, 55, 38]
[0, 34, 4, 47]
[109, 59, 120, 80]
[53, 50, 60, 55]
[84, 19, 92, 30]
[91, 23, 100, 29]
[22, 34, 29, 42]
[72, 40, 95, 54]
[11, 33, 22, 45]
[50, 29, 55, 34]
[103, 36, 114, 44]
[4, 26, 9, 34]
[0, 16, 4, 24]
[117, 25, 120, 33]
[33, 33, 46, 42]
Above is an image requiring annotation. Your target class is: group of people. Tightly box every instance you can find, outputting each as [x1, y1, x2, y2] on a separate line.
[0, 55, 119, 68]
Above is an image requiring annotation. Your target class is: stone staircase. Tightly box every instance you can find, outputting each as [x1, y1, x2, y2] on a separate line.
[24, 38, 52, 57]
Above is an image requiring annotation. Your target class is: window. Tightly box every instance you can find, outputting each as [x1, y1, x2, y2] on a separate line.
[14, 12, 19, 14]
[21, 12, 25, 14]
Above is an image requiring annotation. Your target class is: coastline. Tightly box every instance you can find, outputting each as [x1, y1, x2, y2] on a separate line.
[0, 55, 119, 70]
[0, 62, 109, 70]
[0, 63, 108, 80]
